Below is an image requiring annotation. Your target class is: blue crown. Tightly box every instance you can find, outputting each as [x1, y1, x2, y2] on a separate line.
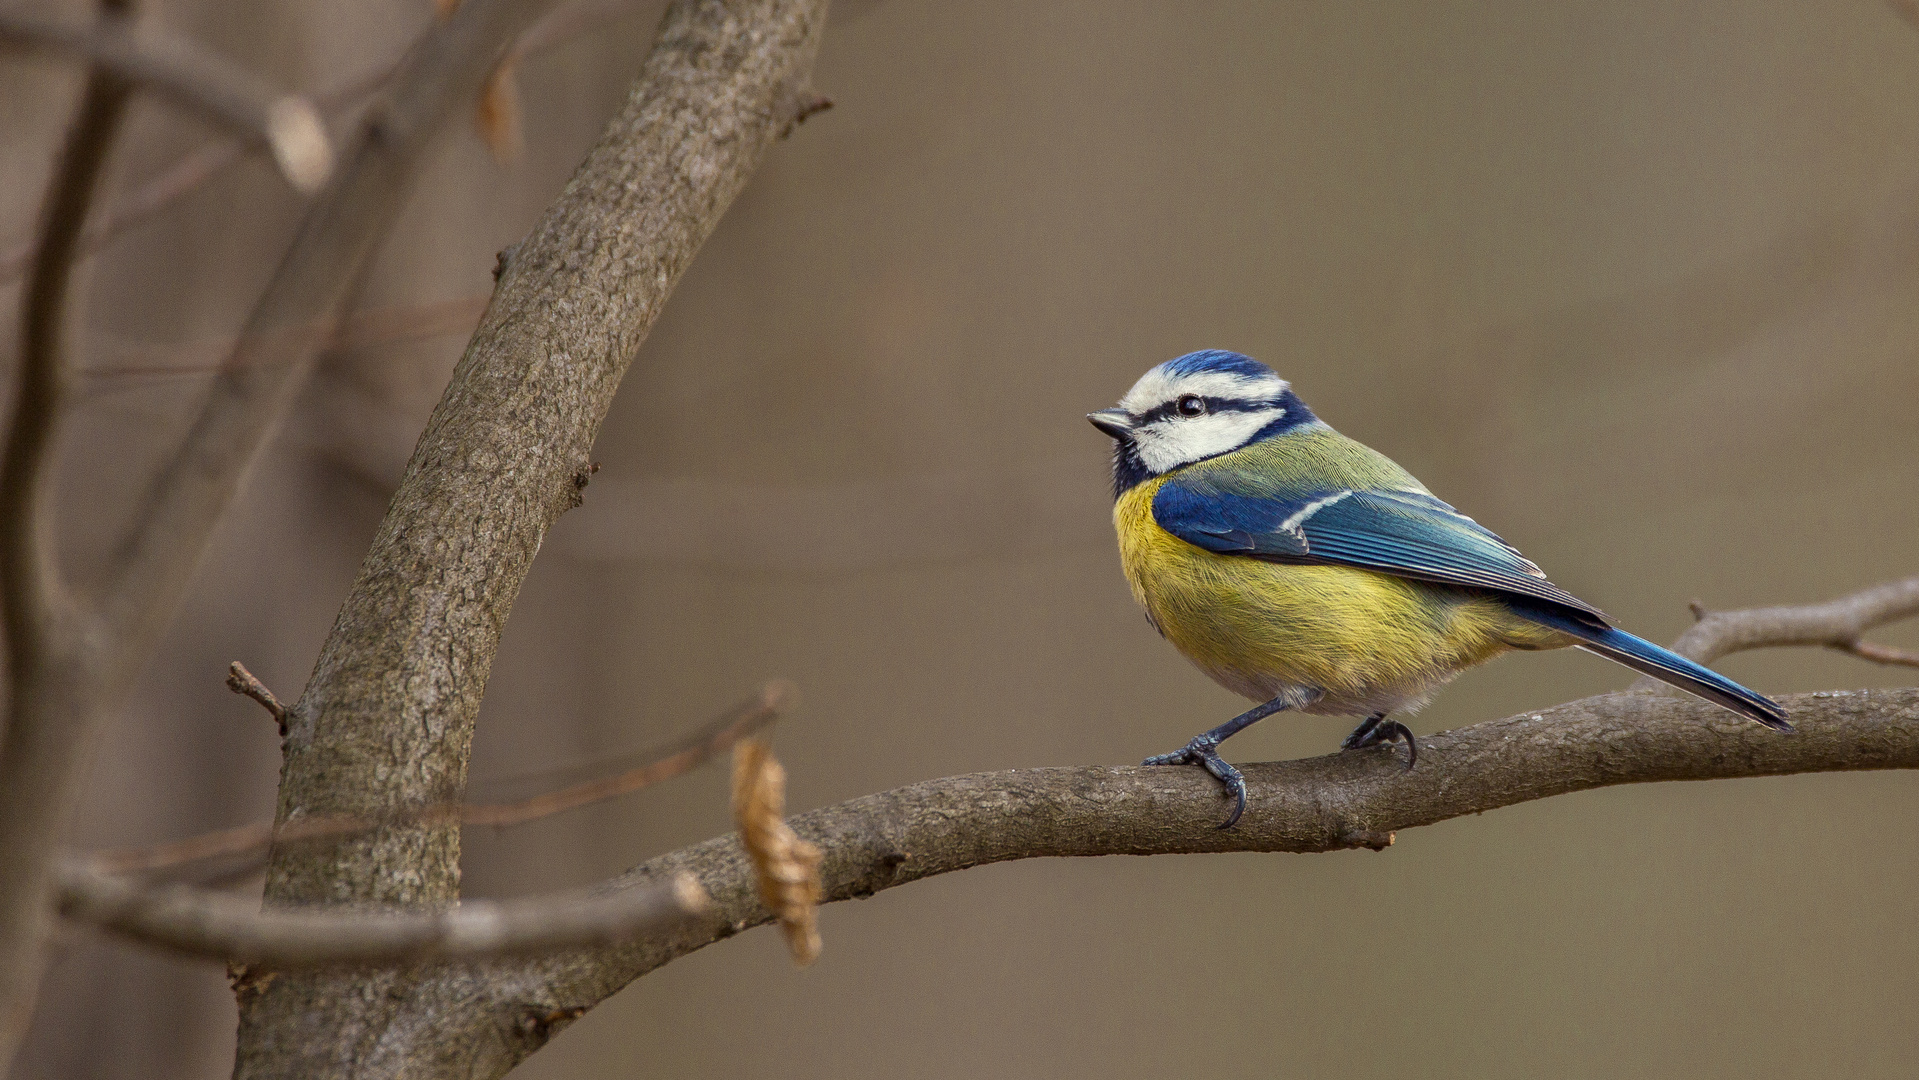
[1158, 350, 1276, 381]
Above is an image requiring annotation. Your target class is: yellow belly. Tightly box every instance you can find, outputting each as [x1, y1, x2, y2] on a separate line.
[1114, 477, 1569, 714]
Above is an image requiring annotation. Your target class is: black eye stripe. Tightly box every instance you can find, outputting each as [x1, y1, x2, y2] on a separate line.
[1137, 396, 1279, 423]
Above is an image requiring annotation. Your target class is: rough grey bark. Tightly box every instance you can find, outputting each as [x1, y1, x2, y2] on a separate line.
[230, 0, 830, 1075]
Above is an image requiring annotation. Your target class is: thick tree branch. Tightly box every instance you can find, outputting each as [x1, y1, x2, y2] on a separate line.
[0, 9, 332, 192]
[616, 687, 1919, 936]
[56, 861, 707, 967]
[0, 2, 134, 1064]
[258, 685, 1917, 1080]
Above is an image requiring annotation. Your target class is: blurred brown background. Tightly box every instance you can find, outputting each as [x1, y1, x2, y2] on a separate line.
[5, 1, 1919, 1076]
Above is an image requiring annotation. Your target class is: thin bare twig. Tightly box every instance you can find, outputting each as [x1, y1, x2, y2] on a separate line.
[1844, 639, 1919, 668]
[1633, 575, 1919, 691]
[73, 295, 489, 385]
[83, 681, 794, 874]
[225, 662, 288, 736]
[0, 2, 134, 1062]
[57, 859, 707, 966]
[464, 680, 796, 827]
[86, 822, 278, 879]
[0, 9, 332, 192]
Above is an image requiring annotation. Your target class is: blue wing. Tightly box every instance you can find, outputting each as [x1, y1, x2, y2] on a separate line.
[1150, 456, 1791, 730]
[1152, 479, 1608, 624]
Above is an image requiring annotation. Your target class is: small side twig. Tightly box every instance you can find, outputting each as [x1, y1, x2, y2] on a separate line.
[57, 859, 707, 967]
[1841, 640, 1919, 668]
[0, 9, 333, 192]
[1632, 575, 1919, 691]
[225, 662, 288, 737]
[75, 295, 490, 386]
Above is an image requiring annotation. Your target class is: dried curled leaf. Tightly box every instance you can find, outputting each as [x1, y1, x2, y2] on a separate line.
[731, 738, 821, 965]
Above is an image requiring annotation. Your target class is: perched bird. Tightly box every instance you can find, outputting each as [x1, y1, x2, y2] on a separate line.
[1088, 350, 1789, 828]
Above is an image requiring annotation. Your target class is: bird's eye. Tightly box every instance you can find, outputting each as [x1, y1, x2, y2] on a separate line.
[1176, 394, 1206, 417]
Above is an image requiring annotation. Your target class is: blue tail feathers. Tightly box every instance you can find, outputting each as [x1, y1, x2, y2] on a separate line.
[1519, 606, 1792, 732]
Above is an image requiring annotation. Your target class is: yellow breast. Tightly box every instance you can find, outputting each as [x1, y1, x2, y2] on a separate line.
[1113, 476, 1560, 713]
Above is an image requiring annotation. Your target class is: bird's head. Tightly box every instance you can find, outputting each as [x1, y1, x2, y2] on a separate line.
[1088, 350, 1316, 496]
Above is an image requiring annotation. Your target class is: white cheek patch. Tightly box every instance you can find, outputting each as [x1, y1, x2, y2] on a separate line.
[1118, 369, 1287, 414]
[1132, 408, 1283, 473]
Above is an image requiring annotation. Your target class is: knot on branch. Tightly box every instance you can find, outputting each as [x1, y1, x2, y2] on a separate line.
[226, 963, 276, 1004]
[845, 846, 912, 899]
[512, 1003, 588, 1049]
[566, 461, 600, 510]
[493, 242, 519, 282]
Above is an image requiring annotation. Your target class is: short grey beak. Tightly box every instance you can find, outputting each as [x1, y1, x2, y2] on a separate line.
[1086, 409, 1133, 439]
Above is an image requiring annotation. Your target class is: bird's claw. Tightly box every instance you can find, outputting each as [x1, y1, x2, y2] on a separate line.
[1143, 737, 1248, 829]
[1341, 717, 1418, 769]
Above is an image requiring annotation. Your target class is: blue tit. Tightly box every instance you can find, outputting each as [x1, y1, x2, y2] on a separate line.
[1088, 349, 1789, 828]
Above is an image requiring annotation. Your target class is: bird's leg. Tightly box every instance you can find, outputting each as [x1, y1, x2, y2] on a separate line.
[1340, 712, 1417, 768]
[1143, 694, 1299, 830]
